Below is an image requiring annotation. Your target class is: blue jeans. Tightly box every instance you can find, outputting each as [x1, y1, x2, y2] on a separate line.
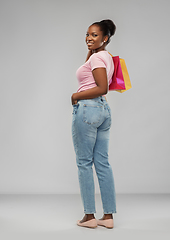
[72, 96, 117, 214]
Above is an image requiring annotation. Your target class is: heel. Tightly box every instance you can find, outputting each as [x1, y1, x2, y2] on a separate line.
[77, 218, 97, 228]
[97, 219, 114, 229]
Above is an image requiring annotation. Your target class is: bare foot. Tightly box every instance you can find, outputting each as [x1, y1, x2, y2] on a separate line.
[99, 213, 113, 220]
[80, 214, 95, 223]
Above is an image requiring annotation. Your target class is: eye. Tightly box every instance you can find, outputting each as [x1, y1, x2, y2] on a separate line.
[86, 33, 89, 37]
[92, 33, 98, 37]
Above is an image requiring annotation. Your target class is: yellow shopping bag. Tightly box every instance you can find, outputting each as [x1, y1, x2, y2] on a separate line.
[117, 58, 132, 93]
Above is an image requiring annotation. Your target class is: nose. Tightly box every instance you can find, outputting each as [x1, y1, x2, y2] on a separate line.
[87, 35, 92, 41]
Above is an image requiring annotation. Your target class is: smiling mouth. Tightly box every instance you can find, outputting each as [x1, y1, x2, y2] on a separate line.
[87, 42, 94, 46]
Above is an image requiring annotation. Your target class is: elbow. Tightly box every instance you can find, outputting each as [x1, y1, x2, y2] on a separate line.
[105, 87, 108, 95]
[97, 85, 108, 95]
[102, 90, 108, 95]
[101, 86, 108, 95]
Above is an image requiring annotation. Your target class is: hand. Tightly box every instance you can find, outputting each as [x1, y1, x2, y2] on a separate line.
[71, 93, 78, 105]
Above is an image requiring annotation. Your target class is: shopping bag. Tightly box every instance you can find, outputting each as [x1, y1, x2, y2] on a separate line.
[108, 52, 132, 93]
[117, 58, 132, 93]
[109, 56, 126, 91]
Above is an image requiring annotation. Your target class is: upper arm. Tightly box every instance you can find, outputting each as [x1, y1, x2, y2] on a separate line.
[92, 68, 108, 94]
[90, 54, 108, 94]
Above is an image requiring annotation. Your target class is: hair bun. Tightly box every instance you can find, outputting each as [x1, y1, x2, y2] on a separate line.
[100, 19, 116, 37]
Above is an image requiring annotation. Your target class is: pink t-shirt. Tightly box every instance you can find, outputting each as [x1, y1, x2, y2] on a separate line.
[76, 50, 114, 93]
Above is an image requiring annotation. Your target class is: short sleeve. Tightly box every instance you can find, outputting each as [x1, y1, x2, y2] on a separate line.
[90, 53, 107, 71]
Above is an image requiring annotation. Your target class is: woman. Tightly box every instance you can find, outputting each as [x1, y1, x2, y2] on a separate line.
[71, 19, 117, 229]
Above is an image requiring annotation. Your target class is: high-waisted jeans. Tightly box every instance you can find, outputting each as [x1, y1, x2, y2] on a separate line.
[72, 96, 117, 214]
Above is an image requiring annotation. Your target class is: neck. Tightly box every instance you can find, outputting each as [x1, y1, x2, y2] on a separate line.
[93, 45, 106, 53]
[93, 48, 106, 53]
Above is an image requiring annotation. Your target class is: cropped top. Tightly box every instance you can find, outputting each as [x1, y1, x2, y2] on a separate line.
[76, 50, 114, 93]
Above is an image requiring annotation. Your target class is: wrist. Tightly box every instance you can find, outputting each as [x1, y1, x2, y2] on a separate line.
[73, 92, 79, 101]
[71, 92, 79, 105]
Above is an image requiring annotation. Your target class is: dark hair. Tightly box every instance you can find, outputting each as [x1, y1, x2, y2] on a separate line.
[91, 19, 116, 45]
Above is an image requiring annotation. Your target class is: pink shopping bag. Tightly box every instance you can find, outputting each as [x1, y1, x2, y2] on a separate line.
[109, 55, 126, 91]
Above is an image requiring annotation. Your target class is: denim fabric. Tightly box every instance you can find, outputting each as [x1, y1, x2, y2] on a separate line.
[72, 96, 117, 214]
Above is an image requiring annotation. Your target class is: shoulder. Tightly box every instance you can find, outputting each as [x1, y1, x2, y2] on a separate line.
[90, 51, 111, 62]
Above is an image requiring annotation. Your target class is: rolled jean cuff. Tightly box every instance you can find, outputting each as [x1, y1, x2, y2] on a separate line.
[84, 210, 96, 214]
[104, 210, 117, 214]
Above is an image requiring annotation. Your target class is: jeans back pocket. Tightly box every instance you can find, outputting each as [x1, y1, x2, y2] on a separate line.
[83, 104, 103, 125]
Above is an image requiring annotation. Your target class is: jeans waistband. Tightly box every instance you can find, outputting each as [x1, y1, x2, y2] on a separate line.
[77, 96, 108, 106]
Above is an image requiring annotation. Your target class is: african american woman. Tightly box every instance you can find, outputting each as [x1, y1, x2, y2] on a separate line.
[71, 19, 117, 229]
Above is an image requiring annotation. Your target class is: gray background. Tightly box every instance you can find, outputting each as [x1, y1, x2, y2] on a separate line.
[0, 0, 169, 194]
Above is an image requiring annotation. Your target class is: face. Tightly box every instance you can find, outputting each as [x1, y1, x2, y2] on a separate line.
[86, 25, 108, 52]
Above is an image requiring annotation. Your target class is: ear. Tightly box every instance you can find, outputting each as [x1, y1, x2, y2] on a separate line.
[103, 35, 109, 43]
